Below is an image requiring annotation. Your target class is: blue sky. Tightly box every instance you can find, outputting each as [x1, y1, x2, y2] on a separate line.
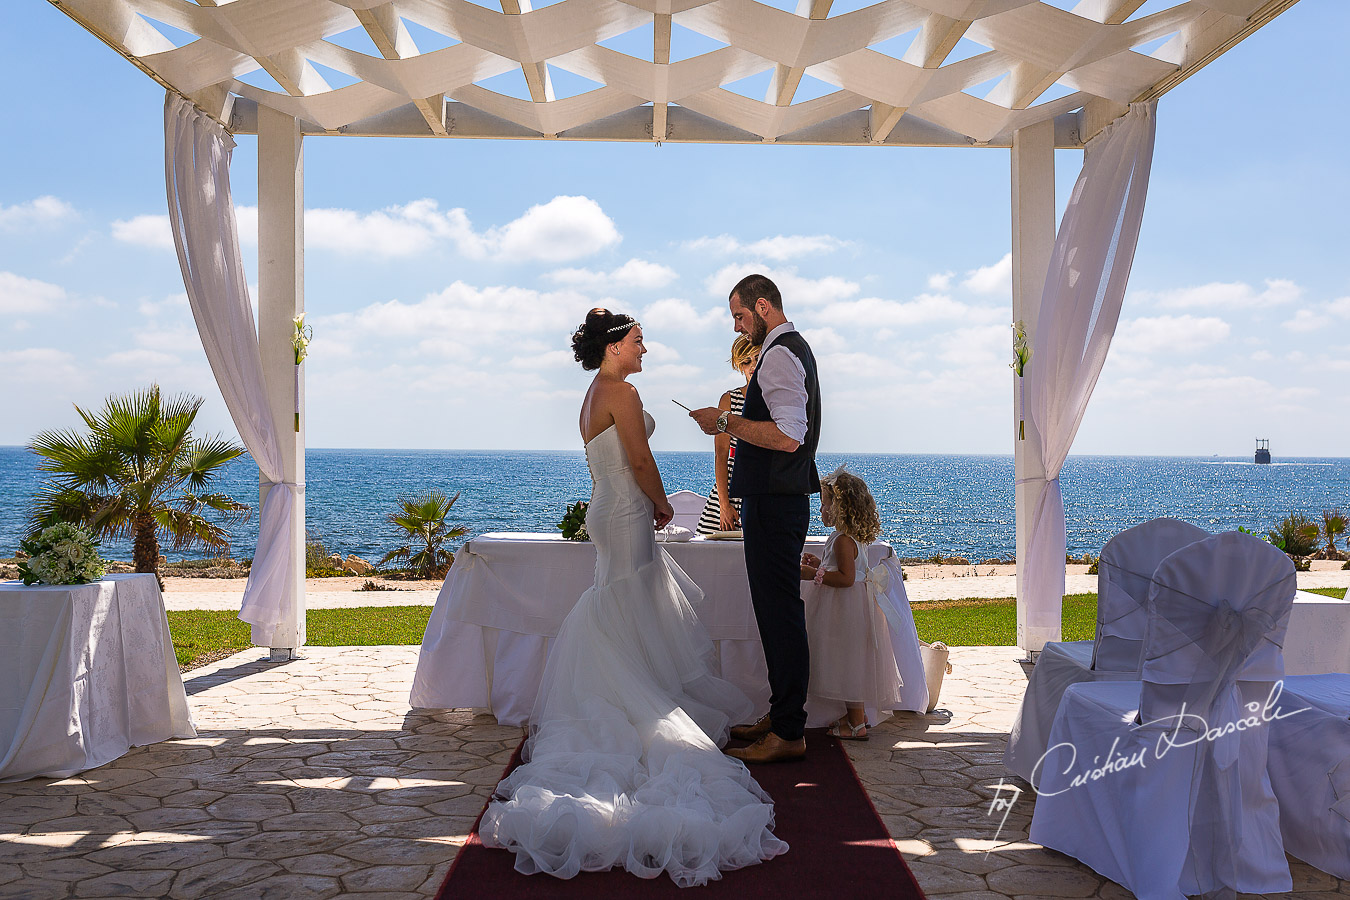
[2, 2, 1346, 456]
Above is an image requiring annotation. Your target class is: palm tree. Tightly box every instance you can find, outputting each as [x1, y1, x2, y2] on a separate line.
[379, 491, 468, 579]
[1322, 508, 1347, 559]
[27, 386, 250, 580]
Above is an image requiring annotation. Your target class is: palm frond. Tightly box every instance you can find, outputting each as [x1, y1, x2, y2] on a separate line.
[152, 508, 234, 554]
[378, 545, 412, 567]
[178, 436, 246, 488]
[26, 485, 106, 537]
[28, 430, 126, 488]
[173, 491, 252, 526]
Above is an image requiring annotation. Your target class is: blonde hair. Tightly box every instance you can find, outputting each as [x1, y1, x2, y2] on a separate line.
[820, 466, 881, 544]
[729, 334, 757, 370]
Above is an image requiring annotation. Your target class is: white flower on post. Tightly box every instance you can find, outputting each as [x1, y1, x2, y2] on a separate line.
[1010, 321, 1032, 440]
[291, 313, 312, 431]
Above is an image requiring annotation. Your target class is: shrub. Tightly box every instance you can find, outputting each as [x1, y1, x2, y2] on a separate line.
[305, 531, 344, 577]
[1321, 508, 1347, 559]
[26, 385, 249, 580]
[1267, 512, 1320, 558]
[378, 491, 468, 580]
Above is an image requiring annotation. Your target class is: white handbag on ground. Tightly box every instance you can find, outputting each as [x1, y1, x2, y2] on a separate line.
[918, 640, 952, 713]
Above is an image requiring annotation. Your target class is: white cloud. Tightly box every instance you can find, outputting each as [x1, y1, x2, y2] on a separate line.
[820, 293, 997, 328]
[1284, 295, 1350, 332]
[705, 263, 860, 306]
[101, 349, 182, 368]
[137, 292, 190, 319]
[1135, 278, 1302, 310]
[111, 214, 175, 249]
[547, 258, 677, 292]
[935, 324, 1008, 367]
[0, 347, 83, 386]
[319, 281, 590, 351]
[800, 327, 847, 353]
[0, 196, 76, 230]
[639, 298, 726, 333]
[1251, 349, 1273, 362]
[684, 234, 846, 261]
[111, 195, 620, 262]
[1283, 309, 1328, 333]
[508, 349, 575, 370]
[960, 253, 1012, 296]
[1114, 314, 1231, 355]
[0, 271, 68, 315]
[490, 195, 619, 262]
[926, 271, 954, 291]
[641, 341, 682, 364]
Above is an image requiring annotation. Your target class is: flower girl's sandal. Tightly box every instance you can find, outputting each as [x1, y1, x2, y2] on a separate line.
[827, 718, 869, 741]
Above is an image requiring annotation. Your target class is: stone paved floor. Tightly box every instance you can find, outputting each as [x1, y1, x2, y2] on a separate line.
[0, 646, 1345, 899]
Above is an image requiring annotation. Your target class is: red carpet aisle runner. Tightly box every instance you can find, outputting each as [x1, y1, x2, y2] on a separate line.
[437, 730, 926, 898]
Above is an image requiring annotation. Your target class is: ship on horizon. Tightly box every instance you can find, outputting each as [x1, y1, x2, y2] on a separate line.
[1255, 439, 1271, 464]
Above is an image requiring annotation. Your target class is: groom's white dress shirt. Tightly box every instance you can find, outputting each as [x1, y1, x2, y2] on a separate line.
[755, 322, 809, 445]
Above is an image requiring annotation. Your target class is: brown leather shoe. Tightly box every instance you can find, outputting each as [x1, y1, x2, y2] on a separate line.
[725, 732, 806, 764]
[730, 714, 772, 742]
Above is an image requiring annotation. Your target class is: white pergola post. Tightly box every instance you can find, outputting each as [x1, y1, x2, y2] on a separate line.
[1011, 119, 1056, 655]
[256, 105, 306, 656]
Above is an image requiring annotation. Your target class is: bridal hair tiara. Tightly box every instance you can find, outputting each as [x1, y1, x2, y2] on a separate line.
[607, 321, 638, 333]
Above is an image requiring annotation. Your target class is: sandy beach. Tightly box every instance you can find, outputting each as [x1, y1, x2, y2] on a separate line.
[157, 560, 1350, 611]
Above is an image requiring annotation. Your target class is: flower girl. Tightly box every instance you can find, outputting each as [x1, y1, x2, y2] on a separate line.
[799, 467, 905, 740]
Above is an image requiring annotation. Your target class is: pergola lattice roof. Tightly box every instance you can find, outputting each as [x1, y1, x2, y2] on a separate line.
[53, 0, 1296, 147]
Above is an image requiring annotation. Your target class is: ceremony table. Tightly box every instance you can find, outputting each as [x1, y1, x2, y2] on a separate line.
[1285, 589, 1350, 676]
[0, 574, 196, 782]
[411, 533, 929, 725]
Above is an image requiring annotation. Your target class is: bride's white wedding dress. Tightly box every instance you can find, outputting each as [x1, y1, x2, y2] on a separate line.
[480, 410, 788, 886]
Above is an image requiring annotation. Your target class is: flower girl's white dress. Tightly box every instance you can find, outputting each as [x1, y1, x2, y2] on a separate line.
[480, 410, 788, 887]
[803, 530, 905, 717]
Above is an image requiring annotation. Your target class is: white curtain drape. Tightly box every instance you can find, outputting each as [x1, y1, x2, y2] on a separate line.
[163, 93, 301, 644]
[1023, 101, 1158, 650]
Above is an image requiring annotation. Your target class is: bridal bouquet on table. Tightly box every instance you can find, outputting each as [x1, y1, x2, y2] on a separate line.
[18, 523, 107, 586]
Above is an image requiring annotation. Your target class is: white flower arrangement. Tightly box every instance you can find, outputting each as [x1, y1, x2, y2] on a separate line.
[1010, 321, 1032, 440]
[18, 523, 107, 586]
[292, 313, 312, 432]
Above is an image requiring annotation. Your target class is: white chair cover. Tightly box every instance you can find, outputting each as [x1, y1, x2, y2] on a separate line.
[1094, 518, 1209, 673]
[1004, 517, 1208, 780]
[1030, 532, 1295, 900]
[667, 490, 705, 532]
[1264, 673, 1350, 878]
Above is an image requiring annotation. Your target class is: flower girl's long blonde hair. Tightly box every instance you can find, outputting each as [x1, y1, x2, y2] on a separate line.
[820, 466, 881, 545]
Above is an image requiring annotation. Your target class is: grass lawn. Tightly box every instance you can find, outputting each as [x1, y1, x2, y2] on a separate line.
[168, 606, 433, 669]
[169, 586, 1348, 670]
[912, 592, 1099, 646]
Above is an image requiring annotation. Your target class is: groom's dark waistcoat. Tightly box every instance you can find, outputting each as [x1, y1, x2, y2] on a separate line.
[730, 330, 821, 497]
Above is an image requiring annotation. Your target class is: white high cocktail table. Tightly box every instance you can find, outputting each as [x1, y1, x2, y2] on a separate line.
[410, 533, 929, 725]
[0, 574, 195, 782]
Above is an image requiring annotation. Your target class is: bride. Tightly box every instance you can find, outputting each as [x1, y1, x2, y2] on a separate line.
[480, 308, 788, 886]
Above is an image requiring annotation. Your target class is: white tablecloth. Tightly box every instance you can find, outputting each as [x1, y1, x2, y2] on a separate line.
[411, 533, 929, 725]
[0, 574, 196, 782]
[1285, 589, 1350, 676]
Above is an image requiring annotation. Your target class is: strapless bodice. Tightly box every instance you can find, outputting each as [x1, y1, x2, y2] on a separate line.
[585, 410, 655, 481]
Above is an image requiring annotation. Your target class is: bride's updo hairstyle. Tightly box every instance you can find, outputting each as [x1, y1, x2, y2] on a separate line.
[571, 308, 638, 371]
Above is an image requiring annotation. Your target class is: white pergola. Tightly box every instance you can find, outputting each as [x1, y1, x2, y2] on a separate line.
[49, 0, 1300, 656]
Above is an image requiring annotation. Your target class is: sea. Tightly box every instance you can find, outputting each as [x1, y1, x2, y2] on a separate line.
[1, 446, 1347, 564]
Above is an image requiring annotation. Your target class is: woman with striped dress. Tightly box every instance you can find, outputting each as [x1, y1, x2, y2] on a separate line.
[697, 336, 759, 535]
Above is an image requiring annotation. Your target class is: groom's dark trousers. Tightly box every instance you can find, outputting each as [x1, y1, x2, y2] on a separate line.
[741, 494, 811, 742]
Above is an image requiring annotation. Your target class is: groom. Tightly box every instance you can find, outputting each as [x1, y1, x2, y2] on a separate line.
[691, 273, 821, 763]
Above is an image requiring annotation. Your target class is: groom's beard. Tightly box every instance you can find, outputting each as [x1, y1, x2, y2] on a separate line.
[749, 311, 768, 345]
